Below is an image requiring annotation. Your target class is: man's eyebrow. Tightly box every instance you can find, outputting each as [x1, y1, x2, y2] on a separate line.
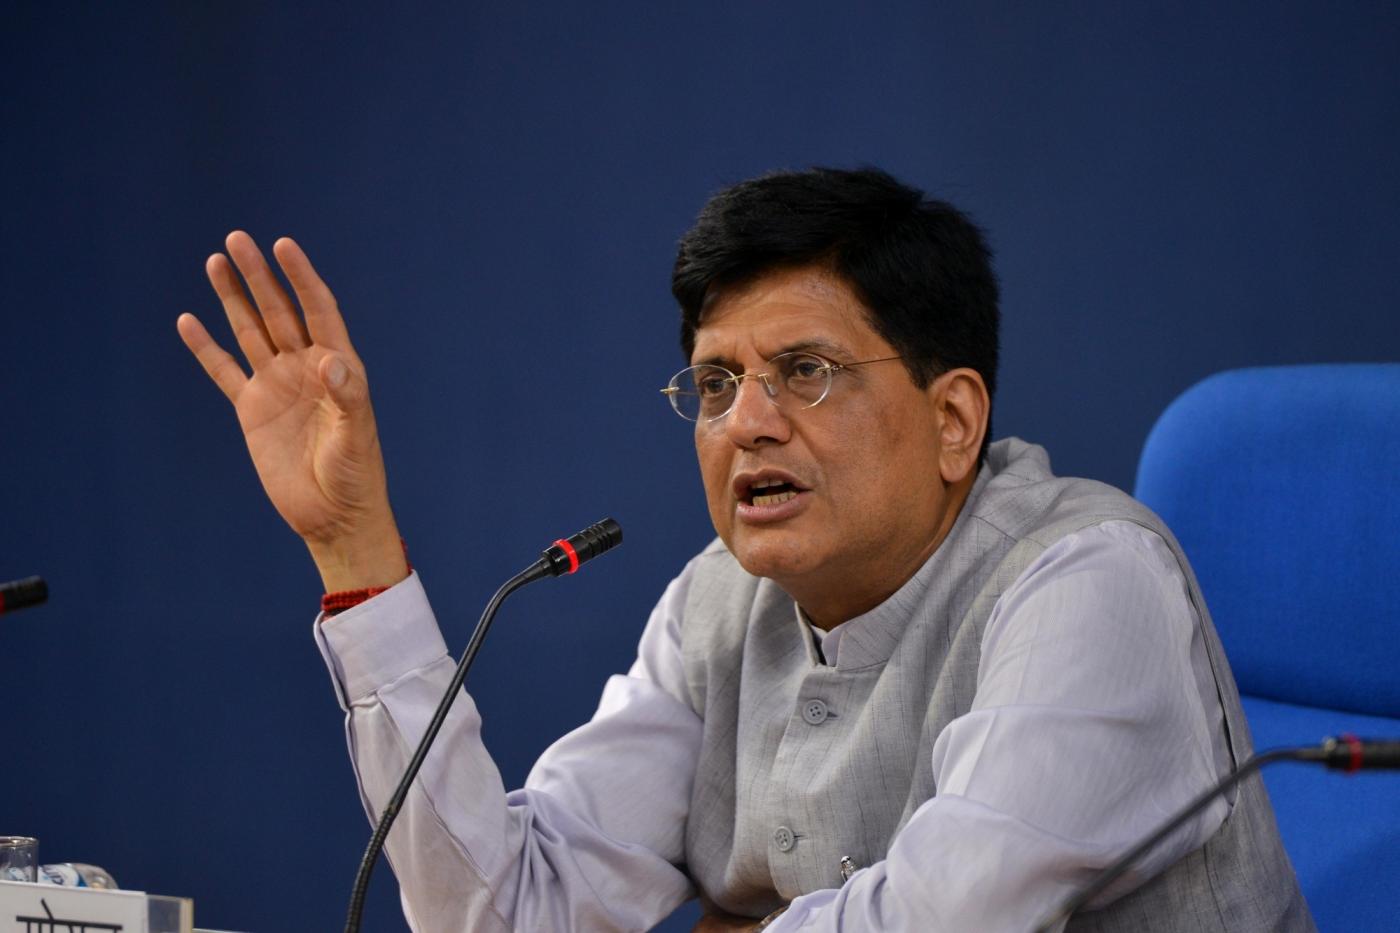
[691, 338, 852, 369]
[776, 337, 850, 359]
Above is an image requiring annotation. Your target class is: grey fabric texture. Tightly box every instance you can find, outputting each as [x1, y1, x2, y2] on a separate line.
[679, 438, 1313, 931]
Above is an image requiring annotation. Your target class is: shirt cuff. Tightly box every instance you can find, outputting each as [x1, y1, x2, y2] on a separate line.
[314, 570, 450, 706]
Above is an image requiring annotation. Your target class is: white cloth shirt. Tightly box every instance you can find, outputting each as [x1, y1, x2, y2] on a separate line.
[315, 520, 1231, 932]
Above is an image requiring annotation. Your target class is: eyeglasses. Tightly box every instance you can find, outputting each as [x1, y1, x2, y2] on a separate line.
[661, 351, 903, 422]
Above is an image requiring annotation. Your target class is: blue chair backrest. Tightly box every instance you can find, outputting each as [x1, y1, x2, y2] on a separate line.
[1135, 364, 1400, 931]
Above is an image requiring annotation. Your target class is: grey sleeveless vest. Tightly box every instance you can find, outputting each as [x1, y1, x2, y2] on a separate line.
[678, 438, 1312, 931]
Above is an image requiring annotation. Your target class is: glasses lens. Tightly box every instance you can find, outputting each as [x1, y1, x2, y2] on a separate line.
[668, 365, 734, 421]
[774, 353, 833, 407]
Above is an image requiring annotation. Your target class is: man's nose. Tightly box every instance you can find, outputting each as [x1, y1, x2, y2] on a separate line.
[724, 372, 790, 447]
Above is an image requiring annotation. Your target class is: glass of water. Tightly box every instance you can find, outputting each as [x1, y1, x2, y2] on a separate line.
[0, 836, 38, 882]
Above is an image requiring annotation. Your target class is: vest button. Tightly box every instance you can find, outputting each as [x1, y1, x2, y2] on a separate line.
[772, 826, 796, 852]
[801, 699, 829, 725]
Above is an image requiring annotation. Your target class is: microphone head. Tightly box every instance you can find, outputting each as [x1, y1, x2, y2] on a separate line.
[543, 519, 623, 576]
[0, 576, 47, 615]
[574, 518, 623, 558]
[1321, 734, 1400, 771]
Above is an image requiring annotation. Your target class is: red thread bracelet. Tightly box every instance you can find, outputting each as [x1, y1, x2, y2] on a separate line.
[320, 540, 412, 616]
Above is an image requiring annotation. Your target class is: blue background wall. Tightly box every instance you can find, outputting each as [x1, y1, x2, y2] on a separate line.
[2, 3, 1397, 930]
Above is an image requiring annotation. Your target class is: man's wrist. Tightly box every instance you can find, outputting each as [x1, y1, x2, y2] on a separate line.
[307, 527, 410, 593]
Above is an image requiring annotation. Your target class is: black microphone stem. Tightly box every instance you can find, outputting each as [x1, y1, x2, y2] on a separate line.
[1032, 746, 1315, 933]
[342, 518, 621, 932]
[343, 558, 549, 933]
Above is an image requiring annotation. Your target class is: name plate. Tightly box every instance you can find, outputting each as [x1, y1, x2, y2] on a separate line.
[0, 881, 192, 933]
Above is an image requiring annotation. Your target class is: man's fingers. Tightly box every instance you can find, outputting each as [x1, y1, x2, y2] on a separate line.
[273, 237, 354, 352]
[225, 231, 311, 353]
[206, 251, 277, 369]
[177, 312, 249, 403]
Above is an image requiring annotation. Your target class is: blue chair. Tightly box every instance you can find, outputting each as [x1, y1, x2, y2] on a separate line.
[1134, 364, 1400, 931]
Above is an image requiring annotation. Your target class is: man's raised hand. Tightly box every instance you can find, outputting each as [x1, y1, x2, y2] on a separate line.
[177, 232, 409, 593]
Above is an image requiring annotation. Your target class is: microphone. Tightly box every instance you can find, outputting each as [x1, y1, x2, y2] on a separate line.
[344, 520, 623, 933]
[0, 576, 48, 614]
[1309, 734, 1400, 771]
[539, 518, 624, 577]
[1033, 735, 1400, 932]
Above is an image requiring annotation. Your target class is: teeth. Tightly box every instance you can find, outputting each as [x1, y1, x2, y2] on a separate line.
[752, 490, 798, 507]
[753, 478, 785, 490]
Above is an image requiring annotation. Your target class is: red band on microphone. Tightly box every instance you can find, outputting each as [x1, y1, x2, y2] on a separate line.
[554, 538, 580, 574]
[1343, 733, 1363, 773]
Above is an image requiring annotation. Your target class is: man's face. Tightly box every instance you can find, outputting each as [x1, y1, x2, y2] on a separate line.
[690, 265, 961, 620]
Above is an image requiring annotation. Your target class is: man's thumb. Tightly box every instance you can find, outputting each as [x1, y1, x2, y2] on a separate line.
[319, 355, 368, 413]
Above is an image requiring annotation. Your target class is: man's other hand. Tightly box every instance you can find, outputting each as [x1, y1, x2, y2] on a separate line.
[693, 914, 759, 932]
[692, 900, 770, 932]
[177, 232, 408, 593]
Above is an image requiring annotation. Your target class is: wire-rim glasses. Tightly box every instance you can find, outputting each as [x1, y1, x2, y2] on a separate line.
[661, 351, 903, 422]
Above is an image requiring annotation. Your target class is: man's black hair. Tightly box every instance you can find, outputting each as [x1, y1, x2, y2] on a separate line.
[672, 166, 1000, 461]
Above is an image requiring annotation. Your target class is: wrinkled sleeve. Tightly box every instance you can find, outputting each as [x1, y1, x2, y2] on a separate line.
[766, 521, 1232, 932]
[315, 569, 701, 933]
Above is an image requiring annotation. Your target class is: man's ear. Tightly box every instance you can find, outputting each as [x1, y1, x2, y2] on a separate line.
[933, 368, 989, 484]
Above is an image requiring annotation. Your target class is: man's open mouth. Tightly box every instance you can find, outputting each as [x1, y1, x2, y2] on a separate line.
[748, 478, 800, 506]
[732, 469, 811, 513]
[739, 476, 817, 504]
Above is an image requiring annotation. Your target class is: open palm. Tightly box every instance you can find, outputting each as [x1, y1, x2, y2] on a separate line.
[177, 232, 406, 591]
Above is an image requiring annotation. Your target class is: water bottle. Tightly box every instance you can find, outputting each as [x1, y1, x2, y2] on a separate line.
[35, 862, 118, 889]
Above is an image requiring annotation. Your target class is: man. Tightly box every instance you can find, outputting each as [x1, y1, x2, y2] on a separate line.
[177, 167, 1312, 931]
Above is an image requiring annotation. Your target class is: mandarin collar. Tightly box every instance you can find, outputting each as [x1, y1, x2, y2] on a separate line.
[790, 460, 998, 671]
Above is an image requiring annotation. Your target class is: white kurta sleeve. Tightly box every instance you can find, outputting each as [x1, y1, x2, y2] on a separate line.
[315, 569, 701, 933]
[764, 521, 1233, 932]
